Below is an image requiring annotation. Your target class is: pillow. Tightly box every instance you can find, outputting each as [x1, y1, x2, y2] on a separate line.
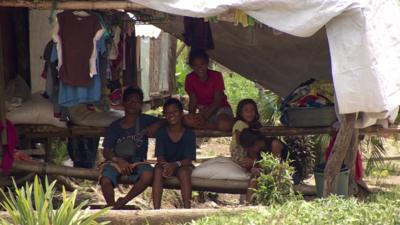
[192, 156, 251, 181]
[7, 93, 67, 128]
[69, 105, 124, 127]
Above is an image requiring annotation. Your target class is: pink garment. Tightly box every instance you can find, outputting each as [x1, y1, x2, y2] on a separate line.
[0, 120, 18, 176]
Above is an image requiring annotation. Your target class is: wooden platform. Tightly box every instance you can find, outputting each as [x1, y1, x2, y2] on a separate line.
[15, 124, 400, 139]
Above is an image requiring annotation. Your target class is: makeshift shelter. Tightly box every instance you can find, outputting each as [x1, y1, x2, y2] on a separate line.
[1, 0, 400, 196]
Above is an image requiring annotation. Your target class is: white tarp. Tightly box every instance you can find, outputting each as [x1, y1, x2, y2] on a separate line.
[130, 0, 400, 126]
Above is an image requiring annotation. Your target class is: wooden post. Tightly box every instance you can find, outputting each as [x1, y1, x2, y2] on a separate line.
[323, 113, 357, 197]
[0, 1, 145, 10]
[0, 23, 8, 158]
[344, 128, 359, 195]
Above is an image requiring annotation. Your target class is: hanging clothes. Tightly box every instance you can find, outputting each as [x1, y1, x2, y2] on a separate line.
[1, 120, 18, 176]
[183, 17, 214, 50]
[53, 34, 106, 107]
[56, 10, 102, 86]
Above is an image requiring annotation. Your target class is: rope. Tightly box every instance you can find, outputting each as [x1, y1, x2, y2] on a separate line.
[48, 0, 58, 24]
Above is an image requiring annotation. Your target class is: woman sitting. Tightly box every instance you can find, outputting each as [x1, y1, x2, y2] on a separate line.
[183, 48, 234, 131]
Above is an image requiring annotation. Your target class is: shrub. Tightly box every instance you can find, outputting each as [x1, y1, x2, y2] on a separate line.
[252, 152, 300, 205]
[0, 176, 109, 225]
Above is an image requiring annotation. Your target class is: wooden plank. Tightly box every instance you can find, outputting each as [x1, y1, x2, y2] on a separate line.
[149, 35, 161, 94]
[140, 37, 151, 101]
[167, 35, 177, 93]
[0, 1, 145, 10]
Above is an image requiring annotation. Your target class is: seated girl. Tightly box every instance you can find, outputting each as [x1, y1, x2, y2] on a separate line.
[183, 48, 234, 131]
[230, 99, 262, 165]
[99, 87, 163, 209]
[231, 99, 287, 167]
[152, 98, 196, 209]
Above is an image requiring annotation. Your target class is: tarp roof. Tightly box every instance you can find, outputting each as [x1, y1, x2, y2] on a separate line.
[1, 0, 399, 127]
[130, 0, 400, 126]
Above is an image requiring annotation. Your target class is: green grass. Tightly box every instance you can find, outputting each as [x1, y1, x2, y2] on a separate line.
[189, 190, 400, 225]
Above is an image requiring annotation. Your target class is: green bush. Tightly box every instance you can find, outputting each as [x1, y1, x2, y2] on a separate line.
[0, 176, 109, 225]
[252, 152, 300, 205]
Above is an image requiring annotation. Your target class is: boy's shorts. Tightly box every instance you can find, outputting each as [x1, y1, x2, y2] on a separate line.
[101, 163, 153, 187]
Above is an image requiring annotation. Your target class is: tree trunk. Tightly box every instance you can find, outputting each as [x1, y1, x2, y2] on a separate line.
[323, 113, 357, 197]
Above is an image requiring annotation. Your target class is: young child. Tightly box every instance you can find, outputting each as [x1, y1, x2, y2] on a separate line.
[99, 87, 163, 209]
[183, 48, 234, 131]
[231, 99, 286, 167]
[152, 98, 196, 209]
[238, 128, 266, 203]
[230, 99, 262, 165]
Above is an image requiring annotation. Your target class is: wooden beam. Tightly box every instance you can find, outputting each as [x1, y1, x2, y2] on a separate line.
[0, 0, 145, 10]
[14, 124, 400, 140]
[344, 128, 359, 196]
[323, 113, 357, 197]
[0, 23, 7, 150]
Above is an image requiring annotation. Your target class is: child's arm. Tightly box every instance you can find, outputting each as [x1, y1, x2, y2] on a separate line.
[239, 157, 256, 170]
[103, 148, 131, 175]
[146, 119, 166, 138]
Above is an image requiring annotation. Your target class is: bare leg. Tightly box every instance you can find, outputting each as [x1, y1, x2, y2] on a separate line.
[100, 177, 115, 206]
[152, 164, 164, 209]
[177, 166, 193, 208]
[114, 170, 153, 209]
[216, 113, 234, 132]
[183, 114, 209, 129]
[246, 178, 257, 204]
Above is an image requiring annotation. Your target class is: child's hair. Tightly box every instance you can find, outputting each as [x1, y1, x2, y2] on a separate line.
[163, 98, 184, 112]
[188, 48, 210, 66]
[236, 99, 262, 129]
[239, 128, 265, 148]
[123, 87, 144, 103]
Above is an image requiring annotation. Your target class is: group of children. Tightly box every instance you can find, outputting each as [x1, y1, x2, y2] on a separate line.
[99, 49, 286, 209]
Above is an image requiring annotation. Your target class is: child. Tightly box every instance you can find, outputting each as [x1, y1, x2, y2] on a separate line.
[152, 98, 196, 209]
[183, 48, 234, 131]
[230, 99, 262, 165]
[238, 128, 266, 203]
[231, 99, 286, 167]
[99, 87, 163, 209]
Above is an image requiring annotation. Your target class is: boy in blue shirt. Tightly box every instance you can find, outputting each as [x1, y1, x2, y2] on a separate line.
[100, 87, 163, 209]
[152, 98, 196, 209]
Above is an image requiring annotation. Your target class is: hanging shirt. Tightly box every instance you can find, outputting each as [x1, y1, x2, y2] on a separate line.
[57, 11, 101, 86]
[1, 120, 18, 176]
[53, 34, 107, 107]
[185, 69, 230, 108]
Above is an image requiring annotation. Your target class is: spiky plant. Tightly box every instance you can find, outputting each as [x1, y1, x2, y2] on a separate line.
[0, 176, 109, 225]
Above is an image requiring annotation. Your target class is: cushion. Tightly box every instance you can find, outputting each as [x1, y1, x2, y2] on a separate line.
[192, 156, 251, 181]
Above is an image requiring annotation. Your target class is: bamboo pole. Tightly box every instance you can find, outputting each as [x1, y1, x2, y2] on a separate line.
[0, 0, 145, 10]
